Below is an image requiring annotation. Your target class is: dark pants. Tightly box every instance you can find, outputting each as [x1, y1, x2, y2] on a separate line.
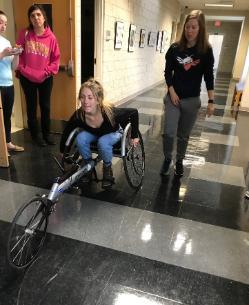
[20, 75, 53, 139]
[0, 85, 14, 143]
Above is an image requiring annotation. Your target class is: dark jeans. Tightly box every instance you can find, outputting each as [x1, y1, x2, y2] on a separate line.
[0, 85, 14, 143]
[20, 75, 53, 139]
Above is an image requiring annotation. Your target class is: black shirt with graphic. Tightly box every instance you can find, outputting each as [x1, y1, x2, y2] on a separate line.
[164, 42, 214, 99]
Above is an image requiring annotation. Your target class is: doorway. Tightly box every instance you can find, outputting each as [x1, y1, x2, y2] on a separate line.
[208, 34, 224, 76]
[81, 0, 95, 82]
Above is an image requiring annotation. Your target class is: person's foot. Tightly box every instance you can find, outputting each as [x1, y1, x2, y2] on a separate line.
[44, 135, 56, 145]
[245, 191, 249, 200]
[7, 143, 24, 152]
[160, 159, 172, 176]
[32, 136, 47, 147]
[102, 164, 114, 189]
[174, 160, 184, 177]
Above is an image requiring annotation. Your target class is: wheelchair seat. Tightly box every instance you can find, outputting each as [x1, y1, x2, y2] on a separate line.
[62, 123, 145, 189]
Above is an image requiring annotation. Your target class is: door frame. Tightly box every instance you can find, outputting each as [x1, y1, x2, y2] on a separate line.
[94, 0, 104, 82]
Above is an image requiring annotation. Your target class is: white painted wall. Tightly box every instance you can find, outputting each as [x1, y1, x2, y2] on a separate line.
[102, 0, 181, 103]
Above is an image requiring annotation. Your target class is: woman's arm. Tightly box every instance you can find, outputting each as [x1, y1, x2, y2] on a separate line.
[164, 44, 180, 105]
[11, 54, 19, 71]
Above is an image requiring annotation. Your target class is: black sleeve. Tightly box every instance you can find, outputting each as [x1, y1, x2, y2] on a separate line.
[203, 47, 214, 91]
[60, 111, 81, 153]
[115, 107, 139, 138]
[164, 44, 175, 87]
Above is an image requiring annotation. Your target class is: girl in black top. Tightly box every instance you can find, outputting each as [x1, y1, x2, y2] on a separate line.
[161, 10, 214, 177]
[60, 78, 139, 189]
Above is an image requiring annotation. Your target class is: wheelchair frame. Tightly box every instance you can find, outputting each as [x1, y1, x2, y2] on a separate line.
[7, 123, 145, 269]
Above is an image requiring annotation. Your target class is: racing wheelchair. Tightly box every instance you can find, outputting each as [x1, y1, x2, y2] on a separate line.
[7, 123, 145, 269]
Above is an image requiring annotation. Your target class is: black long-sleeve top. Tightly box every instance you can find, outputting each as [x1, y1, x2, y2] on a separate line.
[164, 43, 214, 99]
[60, 107, 139, 153]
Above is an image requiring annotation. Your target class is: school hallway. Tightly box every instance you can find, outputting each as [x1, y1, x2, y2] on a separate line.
[0, 76, 249, 304]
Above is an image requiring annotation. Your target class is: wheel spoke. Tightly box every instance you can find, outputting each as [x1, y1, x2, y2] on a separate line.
[7, 197, 48, 268]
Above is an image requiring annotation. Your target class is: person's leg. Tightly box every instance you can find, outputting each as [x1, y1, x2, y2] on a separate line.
[76, 131, 98, 162]
[38, 76, 54, 144]
[1, 86, 14, 143]
[161, 94, 180, 175]
[175, 96, 201, 175]
[76, 131, 98, 183]
[19, 75, 39, 140]
[1, 86, 24, 152]
[98, 130, 122, 188]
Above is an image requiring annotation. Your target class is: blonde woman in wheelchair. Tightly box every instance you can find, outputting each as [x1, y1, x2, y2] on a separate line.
[60, 78, 139, 189]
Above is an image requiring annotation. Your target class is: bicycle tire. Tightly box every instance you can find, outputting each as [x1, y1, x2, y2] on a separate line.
[7, 197, 48, 269]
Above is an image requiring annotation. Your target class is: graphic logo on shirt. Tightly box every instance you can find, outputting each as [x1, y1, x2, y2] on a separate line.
[176, 55, 200, 71]
[26, 40, 49, 57]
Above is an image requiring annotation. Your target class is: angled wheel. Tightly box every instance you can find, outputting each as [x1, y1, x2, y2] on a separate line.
[7, 197, 48, 269]
[123, 129, 145, 189]
[62, 128, 82, 170]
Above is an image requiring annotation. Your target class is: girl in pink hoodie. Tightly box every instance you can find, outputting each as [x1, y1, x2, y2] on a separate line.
[16, 4, 60, 146]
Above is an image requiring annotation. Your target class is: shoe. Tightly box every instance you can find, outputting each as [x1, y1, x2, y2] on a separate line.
[33, 137, 47, 147]
[44, 135, 56, 145]
[102, 164, 114, 189]
[245, 191, 249, 200]
[160, 159, 172, 176]
[7, 144, 24, 152]
[174, 160, 184, 177]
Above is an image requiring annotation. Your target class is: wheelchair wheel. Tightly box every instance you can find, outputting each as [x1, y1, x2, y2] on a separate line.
[123, 130, 145, 189]
[62, 139, 81, 170]
[7, 197, 48, 269]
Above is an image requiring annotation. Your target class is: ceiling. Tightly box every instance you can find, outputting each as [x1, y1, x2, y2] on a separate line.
[177, 0, 249, 11]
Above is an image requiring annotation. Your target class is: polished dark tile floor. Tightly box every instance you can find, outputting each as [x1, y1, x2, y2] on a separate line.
[1, 76, 249, 304]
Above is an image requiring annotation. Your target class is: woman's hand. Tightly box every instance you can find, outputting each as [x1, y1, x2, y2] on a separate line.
[131, 138, 140, 147]
[1, 47, 14, 58]
[168, 86, 180, 106]
[206, 103, 214, 117]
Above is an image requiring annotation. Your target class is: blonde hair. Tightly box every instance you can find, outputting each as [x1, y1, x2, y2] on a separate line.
[77, 78, 115, 126]
[178, 10, 210, 53]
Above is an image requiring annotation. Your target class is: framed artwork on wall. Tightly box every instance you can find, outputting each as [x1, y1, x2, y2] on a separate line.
[161, 30, 169, 53]
[114, 21, 124, 49]
[156, 31, 162, 51]
[139, 29, 146, 48]
[148, 31, 157, 47]
[128, 24, 136, 52]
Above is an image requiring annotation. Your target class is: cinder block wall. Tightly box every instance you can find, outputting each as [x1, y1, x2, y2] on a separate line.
[102, 0, 181, 103]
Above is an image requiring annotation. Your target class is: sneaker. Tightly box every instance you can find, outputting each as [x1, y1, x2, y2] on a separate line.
[160, 159, 172, 176]
[174, 160, 184, 177]
[102, 164, 114, 189]
[44, 135, 56, 145]
[33, 136, 47, 147]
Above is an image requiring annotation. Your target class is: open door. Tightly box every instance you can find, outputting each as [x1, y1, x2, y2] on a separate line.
[12, 0, 77, 131]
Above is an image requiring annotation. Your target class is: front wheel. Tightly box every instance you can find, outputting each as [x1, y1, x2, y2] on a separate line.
[7, 197, 49, 269]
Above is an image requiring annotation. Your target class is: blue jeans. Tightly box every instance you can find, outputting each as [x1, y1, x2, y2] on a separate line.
[76, 129, 123, 166]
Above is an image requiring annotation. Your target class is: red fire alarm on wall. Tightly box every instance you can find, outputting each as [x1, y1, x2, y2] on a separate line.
[214, 20, 221, 27]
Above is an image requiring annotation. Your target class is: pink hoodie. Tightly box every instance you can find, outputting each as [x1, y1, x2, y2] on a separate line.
[17, 27, 60, 83]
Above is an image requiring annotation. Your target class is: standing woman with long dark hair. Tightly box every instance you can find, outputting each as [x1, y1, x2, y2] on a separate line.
[16, 4, 60, 146]
[161, 10, 214, 177]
